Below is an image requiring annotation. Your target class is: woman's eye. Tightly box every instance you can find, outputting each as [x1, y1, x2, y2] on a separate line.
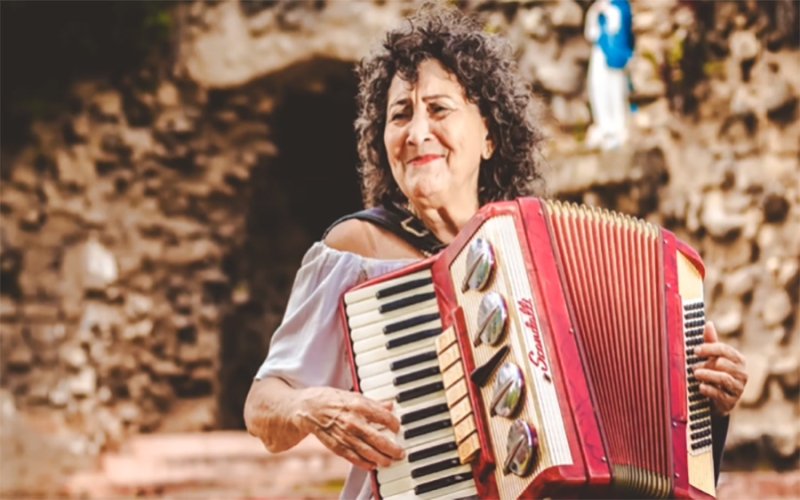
[391, 112, 408, 121]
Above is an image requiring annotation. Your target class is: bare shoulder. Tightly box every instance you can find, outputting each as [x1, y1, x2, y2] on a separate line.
[323, 219, 377, 258]
[324, 219, 423, 260]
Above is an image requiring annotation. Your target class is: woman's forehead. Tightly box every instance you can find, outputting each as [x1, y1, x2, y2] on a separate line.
[387, 59, 466, 105]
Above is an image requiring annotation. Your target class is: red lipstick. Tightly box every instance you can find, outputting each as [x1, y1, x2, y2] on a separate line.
[408, 154, 441, 166]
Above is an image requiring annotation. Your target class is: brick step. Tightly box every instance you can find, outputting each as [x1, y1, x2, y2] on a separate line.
[67, 431, 350, 499]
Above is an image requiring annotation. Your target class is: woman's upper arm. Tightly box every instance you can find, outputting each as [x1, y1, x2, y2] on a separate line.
[254, 240, 366, 390]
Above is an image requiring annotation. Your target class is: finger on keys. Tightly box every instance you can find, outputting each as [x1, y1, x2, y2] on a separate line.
[349, 433, 396, 467]
[360, 424, 406, 461]
[694, 322, 730, 361]
[317, 431, 378, 470]
[364, 399, 401, 434]
[704, 321, 718, 341]
[694, 367, 740, 396]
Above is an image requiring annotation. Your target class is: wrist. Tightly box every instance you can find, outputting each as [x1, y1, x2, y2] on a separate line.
[292, 386, 320, 434]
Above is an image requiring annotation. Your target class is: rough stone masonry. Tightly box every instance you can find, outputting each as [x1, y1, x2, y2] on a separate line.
[0, 1, 797, 487]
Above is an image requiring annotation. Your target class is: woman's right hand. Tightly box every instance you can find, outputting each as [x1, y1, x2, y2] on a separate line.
[294, 386, 406, 470]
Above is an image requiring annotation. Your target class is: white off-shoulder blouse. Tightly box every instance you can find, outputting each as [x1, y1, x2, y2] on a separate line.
[255, 241, 418, 500]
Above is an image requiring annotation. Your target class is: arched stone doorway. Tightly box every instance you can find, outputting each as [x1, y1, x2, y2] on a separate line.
[216, 58, 363, 429]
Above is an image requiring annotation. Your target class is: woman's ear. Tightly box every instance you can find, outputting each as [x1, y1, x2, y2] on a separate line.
[481, 119, 494, 160]
[482, 135, 495, 160]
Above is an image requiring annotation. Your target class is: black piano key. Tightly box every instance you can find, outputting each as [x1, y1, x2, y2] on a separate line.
[384, 313, 440, 334]
[414, 472, 473, 495]
[394, 366, 441, 386]
[396, 381, 444, 403]
[380, 292, 437, 313]
[404, 418, 452, 440]
[690, 419, 712, 431]
[408, 441, 457, 463]
[689, 401, 709, 412]
[400, 403, 449, 425]
[376, 278, 433, 299]
[411, 457, 462, 479]
[685, 328, 705, 338]
[691, 428, 713, 441]
[390, 350, 437, 371]
[691, 438, 713, 450]
[386, 328, 442, 350]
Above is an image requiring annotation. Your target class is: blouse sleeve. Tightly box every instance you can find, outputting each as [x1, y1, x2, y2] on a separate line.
[254, 242, 414, 391]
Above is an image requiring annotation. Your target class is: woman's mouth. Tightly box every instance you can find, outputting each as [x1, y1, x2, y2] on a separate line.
[408, 154, 442, 166]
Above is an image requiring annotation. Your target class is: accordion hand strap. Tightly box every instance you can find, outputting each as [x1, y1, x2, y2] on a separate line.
[323, 201, 447, 257]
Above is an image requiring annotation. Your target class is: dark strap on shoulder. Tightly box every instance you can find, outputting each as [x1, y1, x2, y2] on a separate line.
[323, 204, 446, 257]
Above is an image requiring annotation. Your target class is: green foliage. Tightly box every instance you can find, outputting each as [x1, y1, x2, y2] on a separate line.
[702, 60, 726, 78]
[0, 1, 174, 146]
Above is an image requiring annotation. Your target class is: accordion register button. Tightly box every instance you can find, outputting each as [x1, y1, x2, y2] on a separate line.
[470, 344, 510, 387]
[462, 237, 495, 292]
[504, 419, 538, 477]
[475, 291, 508, 346]
[490, 362, 525, 418]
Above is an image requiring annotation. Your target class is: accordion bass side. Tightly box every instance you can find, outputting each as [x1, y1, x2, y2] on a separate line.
[339, 197, 716, 499]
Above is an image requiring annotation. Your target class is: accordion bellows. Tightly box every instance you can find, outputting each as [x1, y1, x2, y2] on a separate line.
[340, 197, 716, 499]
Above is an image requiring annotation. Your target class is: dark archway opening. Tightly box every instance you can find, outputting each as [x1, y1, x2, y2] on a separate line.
[271, 70, 364, 238]
[217, 59, 363, 429]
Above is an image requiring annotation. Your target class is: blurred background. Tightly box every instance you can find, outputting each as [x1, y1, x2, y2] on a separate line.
[0, 0, 797, 498]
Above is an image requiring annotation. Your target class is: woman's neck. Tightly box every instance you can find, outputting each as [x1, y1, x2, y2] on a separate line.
[409, 197, 479, 244]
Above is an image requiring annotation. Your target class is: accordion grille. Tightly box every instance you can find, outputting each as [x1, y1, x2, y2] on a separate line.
[545, 201, 672, 498]
[451, 214, 573, 499]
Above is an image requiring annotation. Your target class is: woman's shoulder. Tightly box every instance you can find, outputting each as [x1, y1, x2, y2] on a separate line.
[323, 218, 378, 258]
[324, 217, 424, 261]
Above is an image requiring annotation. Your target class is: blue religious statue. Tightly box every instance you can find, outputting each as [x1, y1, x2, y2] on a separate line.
[584, 0, 634, 150]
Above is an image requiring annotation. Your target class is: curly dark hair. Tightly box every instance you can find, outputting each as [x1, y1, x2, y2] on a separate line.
[354, 4, 547, 208]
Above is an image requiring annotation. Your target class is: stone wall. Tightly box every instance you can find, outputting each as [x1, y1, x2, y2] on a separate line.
[0, 0, 797, 476]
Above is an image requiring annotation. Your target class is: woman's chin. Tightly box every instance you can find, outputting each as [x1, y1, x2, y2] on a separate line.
[408, 188, 448, 208]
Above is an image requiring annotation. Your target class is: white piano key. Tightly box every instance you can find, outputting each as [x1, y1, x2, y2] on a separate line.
[379, 463, 472, 498]
[379, 426, 454, 455]
[377, 436, 455, 484]
[349, 305, 441, 342]
[378, 449, 460, 485]
[356, 344, 436, 380]
[393, 390, 447, 415]
[357, 359, 392, 381]
[359, 359, 440, 392]
[400, 412, 451, 435]
[393, 392, 447, 418]
[362, 374, 443, 403]
[344, 270, 431, 305]
[348, 300, 439, 330]
[352, 319, 441, 355]
[355, 336, 436, 368]
[346, 284, 435, 316]
[419, 481, 478, 500]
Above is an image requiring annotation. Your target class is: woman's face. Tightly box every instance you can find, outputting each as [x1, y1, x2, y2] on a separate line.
[384, 59, 492, 211]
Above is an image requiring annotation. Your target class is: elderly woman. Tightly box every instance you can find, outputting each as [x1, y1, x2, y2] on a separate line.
[243, 5, 747, 499]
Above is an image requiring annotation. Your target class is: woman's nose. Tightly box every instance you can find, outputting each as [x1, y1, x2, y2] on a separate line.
[405, 111, 432, 146]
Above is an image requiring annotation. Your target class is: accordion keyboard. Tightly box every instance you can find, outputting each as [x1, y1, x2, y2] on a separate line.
[344, 270, 479, 500]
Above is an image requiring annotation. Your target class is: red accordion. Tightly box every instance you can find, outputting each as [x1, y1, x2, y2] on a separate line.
[340, 198, 716, 499]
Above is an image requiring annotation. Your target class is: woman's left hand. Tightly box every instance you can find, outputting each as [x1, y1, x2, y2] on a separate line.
[693, 322, 748, 417]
